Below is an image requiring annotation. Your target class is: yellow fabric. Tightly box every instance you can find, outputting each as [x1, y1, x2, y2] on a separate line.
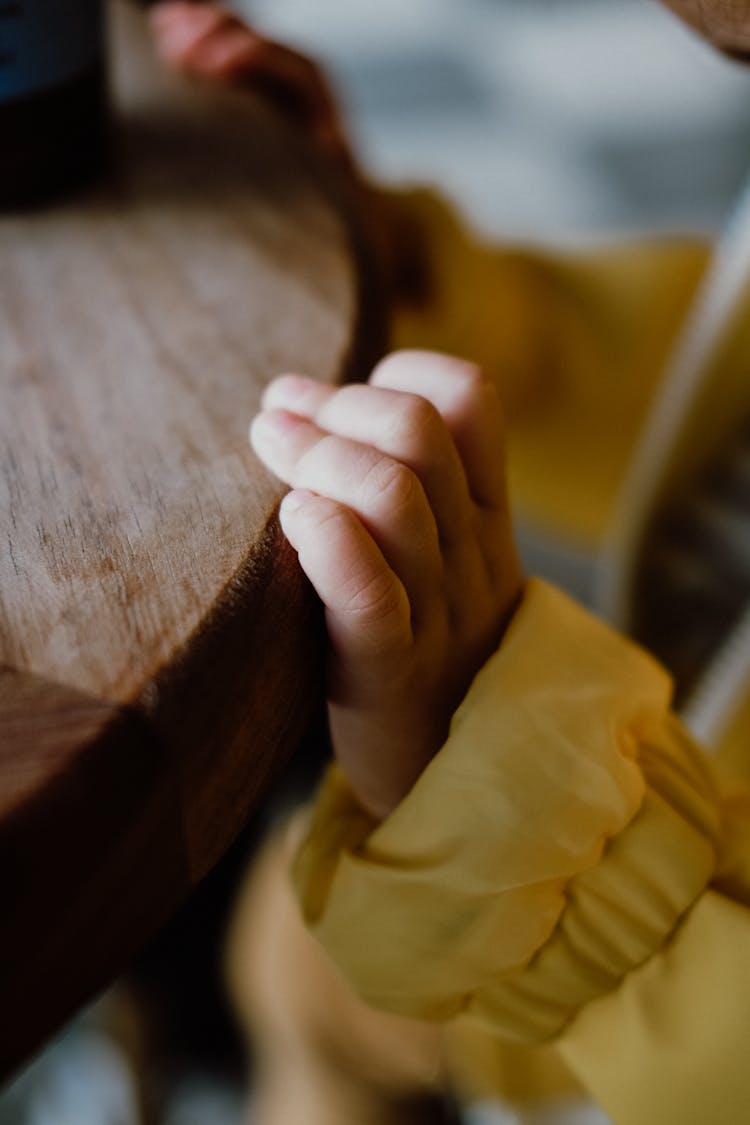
[381, 189, 710, 546]
[291, 190, 750, 1119]
[471, 719, 720, 1045]
[716, 688, 750, 788]
[559, 892, 750, 1125]
[294, 581, 750, 1120]
[444, 1029, 583, 1105]
[296, 581, 663, 1017]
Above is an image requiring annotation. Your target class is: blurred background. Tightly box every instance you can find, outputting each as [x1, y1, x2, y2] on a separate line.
[4, 0, 750, 1122]
[248, 0, 750, 239]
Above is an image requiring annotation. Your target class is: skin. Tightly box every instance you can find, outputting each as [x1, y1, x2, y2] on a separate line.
[148, 1, 356, 172]
[149, 7, 525, 818]
[250, 354, 522, 819]
[151, 6, 523, 819]
[151, 0, 750, 819]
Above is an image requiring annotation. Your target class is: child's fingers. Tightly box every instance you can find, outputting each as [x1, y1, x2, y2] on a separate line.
[151, 3, 355, 171]
[152, 7, 264, 79]
[279, 490, 413, 660]
[148, 1, 220, 39]
[148, 2, 225, 67]
[184, 21, 264, 79]
[261, 374, 334, 415]
[262, 375, 473, 548]
[250, 410, 443, 618]
[370, 351, 509, 510]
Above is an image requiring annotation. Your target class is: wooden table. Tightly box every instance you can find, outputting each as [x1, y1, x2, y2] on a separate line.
[0, 2, 383, 1078]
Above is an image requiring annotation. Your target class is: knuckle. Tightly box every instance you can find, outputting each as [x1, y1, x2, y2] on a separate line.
[363, 456, 418, 512]
[291, 497, 351, 547]
[343, 570, 408, 629]
[454, 359, 490, 399]
[369, 350, 413, 385]
[308, 500, 350, 536]
[459, 365, 504, 427]
[393, 394, 442, 447]
[296, 432, 336, 475]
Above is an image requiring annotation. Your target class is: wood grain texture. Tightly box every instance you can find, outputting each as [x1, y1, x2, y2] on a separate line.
[0, 1, 385, 1076]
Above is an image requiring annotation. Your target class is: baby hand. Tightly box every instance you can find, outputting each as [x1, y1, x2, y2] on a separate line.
[250, 352, 522, 819]
[149, 1, 355, 172]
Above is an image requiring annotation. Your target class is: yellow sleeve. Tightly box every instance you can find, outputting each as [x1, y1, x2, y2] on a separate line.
[293, 579, 749, 1123]
[559, 889, 750, 1124]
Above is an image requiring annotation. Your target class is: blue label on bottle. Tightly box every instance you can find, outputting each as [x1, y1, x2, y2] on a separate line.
[0, 0, 103, 101]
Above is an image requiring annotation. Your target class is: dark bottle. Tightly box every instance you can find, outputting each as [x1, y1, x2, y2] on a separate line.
[0, 0, 108, 207]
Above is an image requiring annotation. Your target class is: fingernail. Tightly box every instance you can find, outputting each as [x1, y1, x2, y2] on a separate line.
[250, 409, 301, 445]
[280, 489, 314, 515]
[262, 373, 313, 409]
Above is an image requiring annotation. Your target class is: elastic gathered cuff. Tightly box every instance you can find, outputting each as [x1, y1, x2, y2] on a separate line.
[293, 579, 719, 1034]
[471, 711, 720, 1042]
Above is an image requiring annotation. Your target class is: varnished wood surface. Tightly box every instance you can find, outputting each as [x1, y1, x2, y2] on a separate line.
[0, 2, 384, 1077]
